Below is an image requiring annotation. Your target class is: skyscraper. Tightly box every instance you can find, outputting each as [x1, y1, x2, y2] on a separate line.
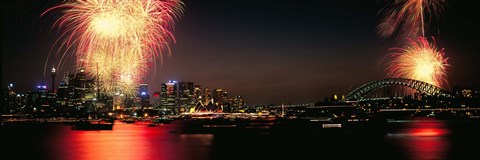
[203, 87, 211, 104]
[161, 80, 178, 112]
[56, 81, 69, 106]
[231, 96, 244, 111]
[139, 84, 148, 96]
[178, 82, 194, 113]
[51, 67, 56, 92]
[213, 89, 223, 104]
[151, 92, 161, 108]
[138, 84, 149, 108]
[63, 68, 95, 110]
[193, 85, 202, 102]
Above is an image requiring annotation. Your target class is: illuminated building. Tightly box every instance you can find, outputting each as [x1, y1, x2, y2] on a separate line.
[112, 93, 125, 110]
[193, 100, 222, 113]
[74, 68, 95, 110]
[178, 82, 194, 113]
[51, 66, 56, 92]
[36, 83, 48, 103]
[193, 85, 202, 101]
[221, 91, 231, 112]
[138, 84, 149, 108]
[213, 89, 223, 104]
[161, 80, 178, 111]
[212, 89, 229, 109]
[462, 89, 473, 98]
[2, 84, 18, 113]
[329, 94, 345, 104]
[158, 81, 195, 113]
[203, 87, 211, 104]
[153, 81, 246, 113]
[56, 68, 96, 110]
[151, 92, 161, 108]
[231, 96, 244, 111]
[56, 81, 69, 106]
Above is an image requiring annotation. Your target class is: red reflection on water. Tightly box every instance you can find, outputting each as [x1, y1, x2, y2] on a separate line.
[410, 128, 443, 136]
[405, 136, 449, 160]
[389, 118, 450, 160]
[49, 122, 213, 160]
[403, 118, 449, 137]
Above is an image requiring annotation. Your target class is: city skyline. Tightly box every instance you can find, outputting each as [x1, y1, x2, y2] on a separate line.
[2, 0, 480, 105]
[2, 1, 480, 159]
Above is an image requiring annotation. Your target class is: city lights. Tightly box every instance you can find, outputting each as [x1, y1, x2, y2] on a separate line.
[44, 0, 184, 96]
[2, 1, 479, 160]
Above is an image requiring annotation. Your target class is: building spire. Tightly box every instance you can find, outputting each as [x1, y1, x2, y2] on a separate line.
[51, 65, 56, 92]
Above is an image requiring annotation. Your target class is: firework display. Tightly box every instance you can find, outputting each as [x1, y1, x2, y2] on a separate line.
[45, 0, 183, 96]
[379, 0, 448, 88]
[378, 0, 446, 39]
[386, 37, 448, 87]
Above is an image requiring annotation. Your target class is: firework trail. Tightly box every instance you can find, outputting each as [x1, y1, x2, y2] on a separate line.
[386, 37, 448, 87]
[43, 0, 183, 95]
[378, 0, 446, 40]
[378, 0, 449, 88]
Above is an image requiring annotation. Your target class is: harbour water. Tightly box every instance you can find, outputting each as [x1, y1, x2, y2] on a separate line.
[2, 119, 480, 160]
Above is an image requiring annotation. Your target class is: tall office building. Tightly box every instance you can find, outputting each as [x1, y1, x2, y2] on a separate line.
[221, 91, 229, 109]
[231, 96, 244, 111]
[151, 92, 161, 108]
[138, 84, 149, 108]
[67, 68, 94, 102]
[139, 84, 148, 96]
[56, 81, 69, 106]
[203, 87, 211, 104]
[222, 91, 228, 105]
[178, 82, 194, 113]
[193, 85, 202, 101]
[75, 68, 86, 100]
[213, 89, 223, 104]
[62, 68, 96, 110]
[161, 80, 178, 111]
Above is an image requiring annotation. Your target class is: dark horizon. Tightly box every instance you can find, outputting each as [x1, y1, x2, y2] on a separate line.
[2, 0, 480, 105]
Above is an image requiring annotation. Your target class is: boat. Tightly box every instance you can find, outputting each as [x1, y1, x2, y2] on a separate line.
[72, 120, 114, 130]
[152, 117, 174, 124]
[122, 118, 136, 124]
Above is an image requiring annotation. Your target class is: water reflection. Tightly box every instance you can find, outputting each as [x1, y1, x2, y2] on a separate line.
[49, 123, 213, 160]
[387, 118, 450, 160]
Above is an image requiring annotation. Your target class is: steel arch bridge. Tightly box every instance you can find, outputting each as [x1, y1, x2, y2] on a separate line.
[346, 78, 451, 101]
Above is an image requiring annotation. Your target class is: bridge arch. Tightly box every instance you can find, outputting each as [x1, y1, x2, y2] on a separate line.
[345, 78, 451, 101]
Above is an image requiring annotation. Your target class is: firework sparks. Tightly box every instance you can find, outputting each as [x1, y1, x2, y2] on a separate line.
[378, 0, 446, 39]
[386, 37, 448, 87]
[44, 0, 184, 95]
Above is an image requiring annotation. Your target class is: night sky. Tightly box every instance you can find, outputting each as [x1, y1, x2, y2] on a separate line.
[2, 0, 479, 105]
